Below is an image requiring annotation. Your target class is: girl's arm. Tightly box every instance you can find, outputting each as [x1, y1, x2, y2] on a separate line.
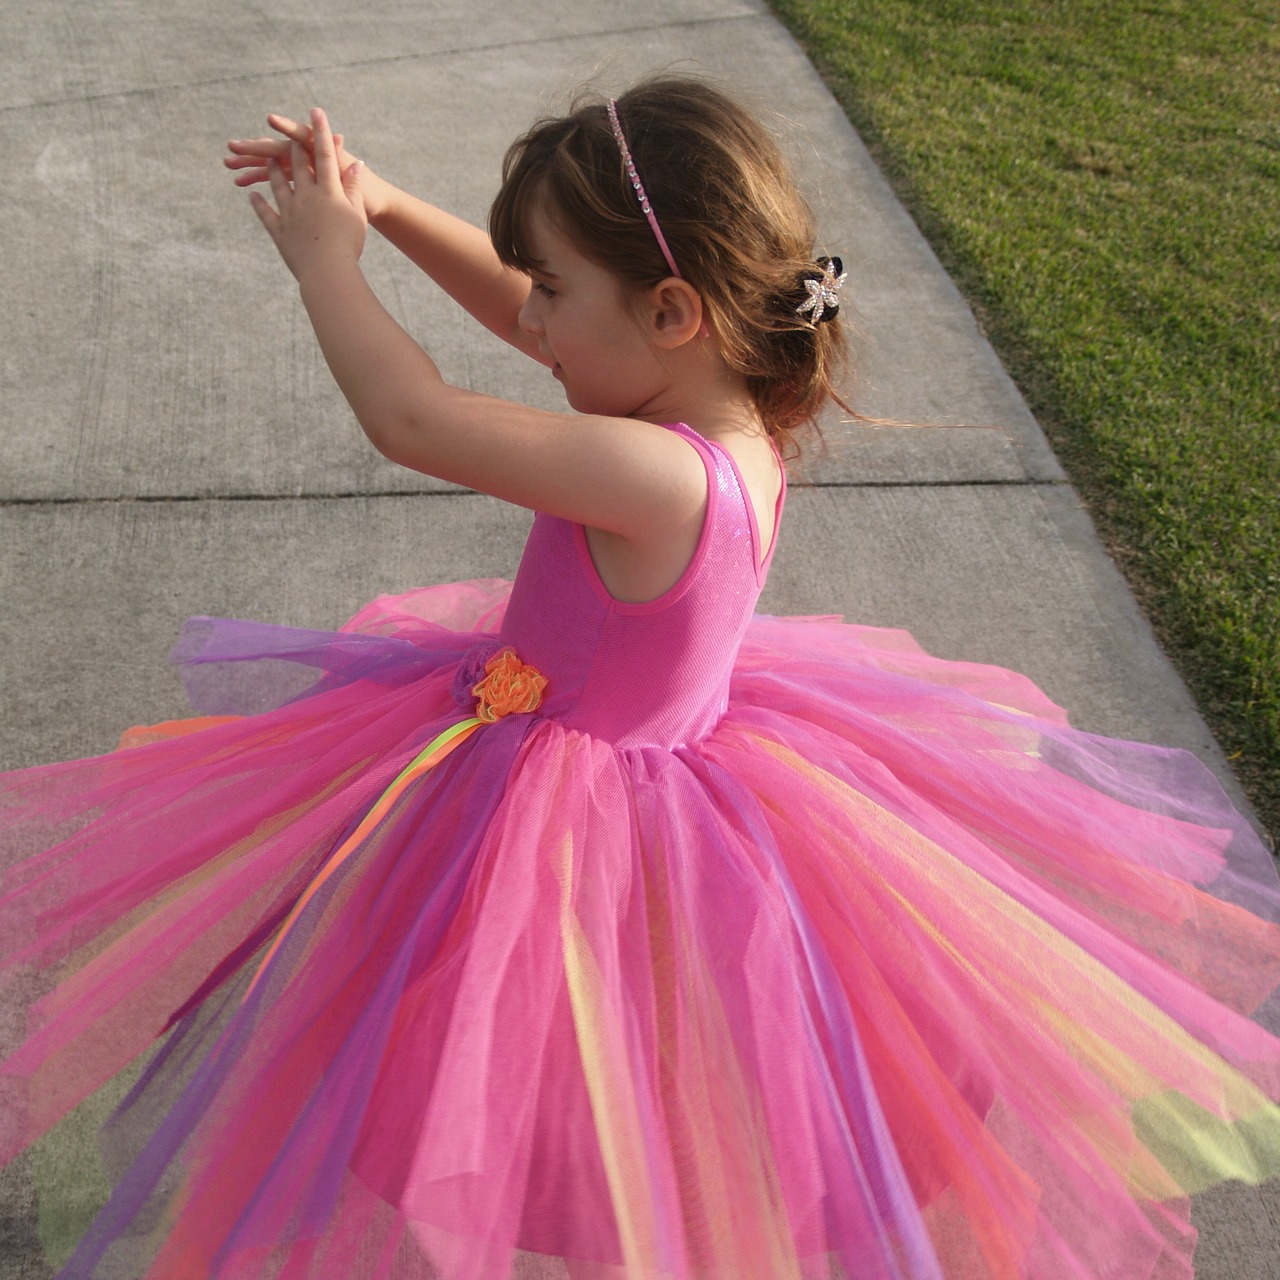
[226, 116, 540, 360]
[368, 189, 538, 358]
[249, 112, 706, 545]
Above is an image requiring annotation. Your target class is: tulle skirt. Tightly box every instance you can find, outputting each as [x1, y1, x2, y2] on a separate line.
[3, 580, 1280, 1279]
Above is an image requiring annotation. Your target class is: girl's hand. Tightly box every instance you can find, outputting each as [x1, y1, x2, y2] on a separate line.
[225, 113, 348, 181]
[226, 113, 391, 222]
[249, 108, 367, 284]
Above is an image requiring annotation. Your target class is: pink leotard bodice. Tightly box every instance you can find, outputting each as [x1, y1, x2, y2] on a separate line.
[497, 422, 784, 749]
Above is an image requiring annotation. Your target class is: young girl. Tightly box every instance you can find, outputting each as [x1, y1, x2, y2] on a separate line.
[3, 75, 1280, 1280]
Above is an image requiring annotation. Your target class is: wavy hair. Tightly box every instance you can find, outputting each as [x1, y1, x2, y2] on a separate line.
[489, 76, 848, 450]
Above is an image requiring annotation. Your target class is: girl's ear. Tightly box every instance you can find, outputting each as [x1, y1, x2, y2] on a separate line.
[645, 278, 705, 349]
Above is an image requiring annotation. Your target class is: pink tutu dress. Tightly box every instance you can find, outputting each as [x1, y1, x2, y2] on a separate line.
[4, 422, 1280, 1279]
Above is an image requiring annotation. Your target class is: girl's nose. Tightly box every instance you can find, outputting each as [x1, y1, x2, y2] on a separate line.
[517, 291, 543, 336]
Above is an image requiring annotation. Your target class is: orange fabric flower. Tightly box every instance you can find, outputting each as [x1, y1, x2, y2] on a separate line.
[471, 648, 547, 723]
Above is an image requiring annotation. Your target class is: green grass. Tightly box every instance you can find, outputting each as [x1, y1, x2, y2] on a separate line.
[23, 1058, 147, 1269]
[768, 0, 1280, 842]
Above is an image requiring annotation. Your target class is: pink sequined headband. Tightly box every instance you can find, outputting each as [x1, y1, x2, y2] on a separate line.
[606, 97, 682, 279]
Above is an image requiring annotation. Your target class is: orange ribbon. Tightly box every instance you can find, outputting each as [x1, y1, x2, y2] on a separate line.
[242, 649, 545, 1003]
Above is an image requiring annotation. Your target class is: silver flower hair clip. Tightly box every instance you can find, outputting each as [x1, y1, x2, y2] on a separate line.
[796, 256, 847, 325]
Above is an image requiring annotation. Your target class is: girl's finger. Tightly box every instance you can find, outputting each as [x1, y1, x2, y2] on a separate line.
[267, 114, 309, 143]
[289, 140, 312, 190]
[233, 124, 344, 159]
[227, 138, 290, 159]
[267, 157, 292, 203]
[230, 146, 293, 167]
[232, 167, 271, 188]
[225, 153, 273, 170]
[309, 108, 338, 188]
[248, 190, 280, 236]
[340, 160, 366, 214]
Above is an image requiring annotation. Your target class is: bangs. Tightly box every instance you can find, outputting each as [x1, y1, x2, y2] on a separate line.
[489, 120, 588, 275]
[489, 110, 641, 281]
[489, 163, 549, 275]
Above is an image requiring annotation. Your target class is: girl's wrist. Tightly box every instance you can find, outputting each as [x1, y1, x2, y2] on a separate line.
[364, 174, 400, 231]
[295, 248, 365, 299]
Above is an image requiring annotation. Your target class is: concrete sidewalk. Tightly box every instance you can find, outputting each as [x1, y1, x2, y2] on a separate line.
[0, 1, 1274, 1275]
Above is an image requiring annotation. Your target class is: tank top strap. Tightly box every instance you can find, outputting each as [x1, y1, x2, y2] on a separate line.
[662, 422, 785, 584]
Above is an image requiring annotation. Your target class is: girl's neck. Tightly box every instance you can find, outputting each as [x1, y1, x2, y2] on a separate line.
[630, 342, 764, 445]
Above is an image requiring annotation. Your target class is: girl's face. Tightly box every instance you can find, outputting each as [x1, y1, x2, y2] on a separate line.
[515, 203, 666, 418]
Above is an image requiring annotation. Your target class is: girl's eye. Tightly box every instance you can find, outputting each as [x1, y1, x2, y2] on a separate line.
[533, 281, 556, 299]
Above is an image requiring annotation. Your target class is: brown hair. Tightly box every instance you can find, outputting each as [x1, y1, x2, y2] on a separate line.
[488, 75, 847, 449]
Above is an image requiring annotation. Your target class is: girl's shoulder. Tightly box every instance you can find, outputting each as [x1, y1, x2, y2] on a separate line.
[582, 421, 782, 603]
[682, 426, 784, 570]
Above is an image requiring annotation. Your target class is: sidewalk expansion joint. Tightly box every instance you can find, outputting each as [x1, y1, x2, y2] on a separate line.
[804, 477, 1069, 490]
[0, 478, 1068, 508]
[0, 14, 761, 116]
[0, 490, 475, 507]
